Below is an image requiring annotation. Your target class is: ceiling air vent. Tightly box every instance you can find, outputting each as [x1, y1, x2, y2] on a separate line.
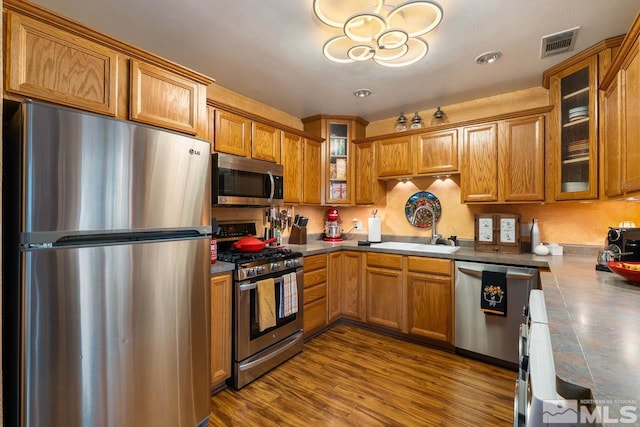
[540, 26, 580, 58]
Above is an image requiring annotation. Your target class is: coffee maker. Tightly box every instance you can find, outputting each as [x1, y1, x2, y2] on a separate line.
[324, 208, 342, 242]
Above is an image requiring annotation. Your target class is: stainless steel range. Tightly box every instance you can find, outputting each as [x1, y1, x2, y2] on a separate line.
[217, 221, 304, 389]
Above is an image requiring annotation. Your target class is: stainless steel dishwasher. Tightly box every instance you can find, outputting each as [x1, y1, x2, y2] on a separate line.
[454, 261, 539, 368]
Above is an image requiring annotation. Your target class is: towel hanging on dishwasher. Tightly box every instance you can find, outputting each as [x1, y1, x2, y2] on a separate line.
[480, 270, 507, 316]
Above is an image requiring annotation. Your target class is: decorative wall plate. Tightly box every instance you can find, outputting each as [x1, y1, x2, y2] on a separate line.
[404, 191, 441, 228]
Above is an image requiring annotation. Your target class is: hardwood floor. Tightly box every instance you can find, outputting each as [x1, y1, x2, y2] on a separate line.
[209, 324, 515, 426]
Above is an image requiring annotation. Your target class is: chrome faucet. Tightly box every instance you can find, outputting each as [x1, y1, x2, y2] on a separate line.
[410, 205, 442, 245]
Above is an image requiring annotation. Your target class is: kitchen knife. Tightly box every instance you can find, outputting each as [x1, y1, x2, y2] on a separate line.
[294, 214, 300, 225]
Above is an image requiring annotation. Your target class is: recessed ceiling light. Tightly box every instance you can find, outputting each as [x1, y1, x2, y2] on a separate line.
[353, 89, 372, 98]
[475, 51, 502, 64]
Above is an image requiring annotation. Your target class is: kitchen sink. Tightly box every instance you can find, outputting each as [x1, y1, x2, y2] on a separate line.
[370, 241, 461, 254]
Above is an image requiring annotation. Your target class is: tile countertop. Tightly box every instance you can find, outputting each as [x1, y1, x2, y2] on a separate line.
[285, 239, 640, 413]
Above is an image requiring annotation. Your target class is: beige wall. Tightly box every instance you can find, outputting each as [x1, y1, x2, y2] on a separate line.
[292, 176, 640, 247]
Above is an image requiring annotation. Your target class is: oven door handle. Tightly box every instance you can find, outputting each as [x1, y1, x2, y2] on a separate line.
[267, 171, 275, 202]
[239, 277, 285, 292]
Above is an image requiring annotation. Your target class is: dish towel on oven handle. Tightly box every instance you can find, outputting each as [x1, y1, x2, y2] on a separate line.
[480, 270, 507, 316]
[279, 272, 299, 318]
[257, 278, 277, 331]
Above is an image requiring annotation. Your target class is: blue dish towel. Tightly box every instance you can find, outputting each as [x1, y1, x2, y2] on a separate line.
[480, 270, 507, 316]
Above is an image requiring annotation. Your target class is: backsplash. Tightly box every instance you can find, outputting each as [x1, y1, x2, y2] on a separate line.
[289, 175, 640, 248]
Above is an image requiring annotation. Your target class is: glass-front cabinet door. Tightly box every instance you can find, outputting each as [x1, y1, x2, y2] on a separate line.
[327, 120, 350, 204]
[550, 57, 598, 200]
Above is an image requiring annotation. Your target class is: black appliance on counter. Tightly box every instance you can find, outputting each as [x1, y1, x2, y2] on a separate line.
[217, 221, 304, 389]
[607, 227, 640, 261]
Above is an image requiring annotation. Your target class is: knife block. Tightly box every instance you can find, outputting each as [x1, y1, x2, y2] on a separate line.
[288, 225, 307, 245]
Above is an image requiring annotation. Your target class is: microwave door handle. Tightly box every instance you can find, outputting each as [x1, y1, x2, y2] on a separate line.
[267, 171, 275, 202]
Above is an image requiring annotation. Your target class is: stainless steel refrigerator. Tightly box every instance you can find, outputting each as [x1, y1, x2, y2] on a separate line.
[3, 100, 211, 427]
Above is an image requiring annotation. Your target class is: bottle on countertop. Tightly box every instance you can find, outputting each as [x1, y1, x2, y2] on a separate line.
[210, 237, 217, 264]
[530, 218, 540, 253]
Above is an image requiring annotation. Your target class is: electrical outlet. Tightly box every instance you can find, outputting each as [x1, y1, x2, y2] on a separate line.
[352, 218, 363, 230]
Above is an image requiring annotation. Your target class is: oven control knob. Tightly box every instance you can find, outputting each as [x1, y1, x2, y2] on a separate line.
[284, 260, 293, 268]
[293, 259, 300, 267]
[246, 268, 256, 277]
[270, 263, 280, 271]
[256, 266, 265, 274]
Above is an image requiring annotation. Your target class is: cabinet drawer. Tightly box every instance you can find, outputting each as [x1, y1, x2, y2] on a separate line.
[407, 256, 452, 276]
[366, 252, 402, 270]
[304, 254, 327, 272]
[304, 268, 326, 288]
[303, 283, 326, 304]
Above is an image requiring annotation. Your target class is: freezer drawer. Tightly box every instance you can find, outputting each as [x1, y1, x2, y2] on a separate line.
[454, 261, 538, 366]
[19, 238, 210, 427]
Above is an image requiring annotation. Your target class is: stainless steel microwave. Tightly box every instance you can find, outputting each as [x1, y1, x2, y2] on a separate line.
[212, 153, 284, 206]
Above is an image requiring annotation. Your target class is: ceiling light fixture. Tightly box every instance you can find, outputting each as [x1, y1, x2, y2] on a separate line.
[475, 51, 502, 64]
[313, 0, 443, 68]
[354, 88, 372, 97]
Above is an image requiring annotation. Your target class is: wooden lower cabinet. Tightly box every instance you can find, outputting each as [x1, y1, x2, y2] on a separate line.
[406, 257, 454, 344]
[303, 254, 328, 337]
[365, 253, 404, 332]
[210, 272, 232, 389]
[328, 251, 364, 322]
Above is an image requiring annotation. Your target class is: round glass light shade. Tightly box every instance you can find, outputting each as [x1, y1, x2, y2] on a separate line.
[374, 37, 428, 67]
[377, 29, 409, 50]
[348, 44, 376, 61]
[313, 0, 384, 28]
[323, 36, 356, 63]
[387, 1, 443, 37]
[344, 13, 386, 42]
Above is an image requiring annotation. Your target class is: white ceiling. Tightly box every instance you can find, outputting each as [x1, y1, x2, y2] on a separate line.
[31, 0, 640, 122]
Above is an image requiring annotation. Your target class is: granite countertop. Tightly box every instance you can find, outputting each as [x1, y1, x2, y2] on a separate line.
[284, 238, 640, 415]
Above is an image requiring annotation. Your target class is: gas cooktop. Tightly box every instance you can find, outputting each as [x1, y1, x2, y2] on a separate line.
[217, 247, 302, 266]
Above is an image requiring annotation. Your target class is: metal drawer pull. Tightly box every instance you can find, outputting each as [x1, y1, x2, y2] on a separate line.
[238, 333, 300, 371]
[457, 266, 483, 279]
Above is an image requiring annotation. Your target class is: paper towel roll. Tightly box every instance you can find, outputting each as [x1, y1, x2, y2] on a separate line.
[368, 218, 381, 243]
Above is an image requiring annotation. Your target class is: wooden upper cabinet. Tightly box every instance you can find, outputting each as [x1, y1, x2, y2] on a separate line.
[620, 40, 640, 194]
[130, 59, 202, 134]
[251, 122, 281, 163]
[302, 115, 367, 205]
[461, 123, 499, 202]
[601, 77, 624, 198]
[413, 128, 459, 175]
[5, 11, 118, 116]
[214, 110, 251, 157]
[545, 37, 623, 201]
[499, 115, 545, 202]
[353, 141, 386, 205]
[376, 136, 413, 178]
[303, 138, 323, 205]
[282, 131, 304, 204]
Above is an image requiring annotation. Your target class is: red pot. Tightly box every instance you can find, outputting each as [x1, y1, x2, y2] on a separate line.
[233, 234, 278, 252]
